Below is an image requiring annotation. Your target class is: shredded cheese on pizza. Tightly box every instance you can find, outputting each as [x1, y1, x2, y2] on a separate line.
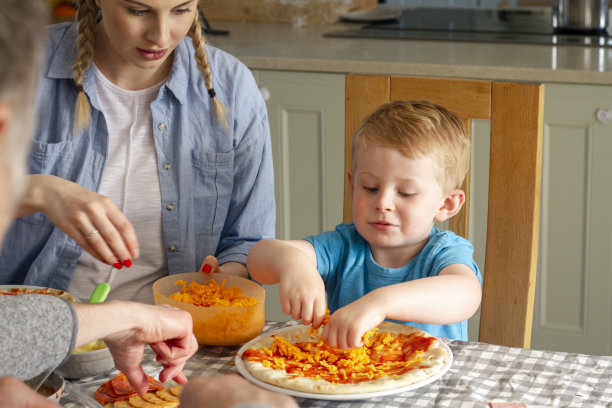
[242, 328, 436, 385]
[169, 279, 258, 307]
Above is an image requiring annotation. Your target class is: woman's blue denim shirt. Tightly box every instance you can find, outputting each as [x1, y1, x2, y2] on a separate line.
[0, 23, 275, 290]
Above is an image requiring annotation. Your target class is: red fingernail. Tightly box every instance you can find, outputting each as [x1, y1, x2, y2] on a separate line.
[123, 259, 132, 268]
[113, 262, 123, 270]
[201, 264, 212, 273]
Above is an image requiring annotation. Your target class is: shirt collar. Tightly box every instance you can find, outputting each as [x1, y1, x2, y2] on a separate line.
[47, 22, 190, 105]
[47, 23, 79, 80]
[163, 38, 190, 105]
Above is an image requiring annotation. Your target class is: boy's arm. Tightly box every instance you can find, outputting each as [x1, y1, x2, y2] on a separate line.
[247, 239, 327, 327]
[322, 264, 482, 349]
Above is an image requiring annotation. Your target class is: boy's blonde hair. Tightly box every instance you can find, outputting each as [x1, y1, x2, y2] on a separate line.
[73, 0, 227, 133]
[351, 100, 470, 193]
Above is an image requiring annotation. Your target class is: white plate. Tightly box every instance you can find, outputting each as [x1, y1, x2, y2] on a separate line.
[235, 324, 453, 401]
[0, 285, 79, 302]
[341, 7, 402, 23]
[0, 284, 47, 290]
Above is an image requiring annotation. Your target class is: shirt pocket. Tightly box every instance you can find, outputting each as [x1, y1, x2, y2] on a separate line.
[191, 149, 235, 233]
[23, 140, 77, 225]
[28, 139, 77, 177]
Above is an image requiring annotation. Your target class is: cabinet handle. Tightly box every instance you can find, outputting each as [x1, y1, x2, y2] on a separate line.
[259, 87, 270, 102]
[596, 108, 612, 124]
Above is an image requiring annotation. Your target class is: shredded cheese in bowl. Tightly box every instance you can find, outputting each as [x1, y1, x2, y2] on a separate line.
[169, 279, 258, 307]
[153, 272, 265, 346]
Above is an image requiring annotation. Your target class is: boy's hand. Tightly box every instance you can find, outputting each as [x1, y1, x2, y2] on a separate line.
[321, 295, 386, 349]
[280, 268, 327, 329]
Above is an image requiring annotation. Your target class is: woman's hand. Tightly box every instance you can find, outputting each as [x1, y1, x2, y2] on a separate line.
[0, 376, 59, 408]
[18, 175, 138, 267]
[199, 255, 247, 278]
[88, 302, 198, 394]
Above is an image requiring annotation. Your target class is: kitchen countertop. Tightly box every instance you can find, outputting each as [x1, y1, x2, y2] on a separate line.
[206, 20, 612, 85]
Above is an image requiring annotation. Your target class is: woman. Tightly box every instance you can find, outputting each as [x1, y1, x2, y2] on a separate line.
[0, 0, 197, 400]
[0, 1, 294, 406]
[0, 0, 275, 303]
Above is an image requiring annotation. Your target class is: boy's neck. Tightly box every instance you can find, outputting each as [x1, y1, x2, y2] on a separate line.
[368, 232, 431, 269]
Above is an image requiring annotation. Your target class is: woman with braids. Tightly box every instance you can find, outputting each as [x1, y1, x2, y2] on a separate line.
[0, 0, 275, 304]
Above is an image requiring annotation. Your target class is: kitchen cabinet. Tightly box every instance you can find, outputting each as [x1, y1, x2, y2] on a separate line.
[530, 83, 612, 355]
[447, 83, 612, 355]
[462, 83, 612, 354]
[251, 69, 612, 355]
[251, 70, 346, 322]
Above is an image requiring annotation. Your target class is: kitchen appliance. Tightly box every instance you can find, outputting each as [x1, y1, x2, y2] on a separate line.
[326, 7, 612, 47]
[552, 0, 609, 35]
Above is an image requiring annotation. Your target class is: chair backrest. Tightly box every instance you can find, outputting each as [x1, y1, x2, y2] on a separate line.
[344, 75, 544, 348]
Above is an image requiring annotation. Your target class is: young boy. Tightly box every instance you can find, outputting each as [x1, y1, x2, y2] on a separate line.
[247, 100, 482, 349]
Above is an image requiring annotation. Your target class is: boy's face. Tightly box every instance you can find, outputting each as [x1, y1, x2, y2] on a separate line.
[349, 144, 449, 267]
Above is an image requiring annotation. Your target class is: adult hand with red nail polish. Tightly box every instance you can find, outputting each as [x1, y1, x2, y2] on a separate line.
[199, 255, 248, 278]
[16, 174, 140, 268]
[200, 255, 219, 273]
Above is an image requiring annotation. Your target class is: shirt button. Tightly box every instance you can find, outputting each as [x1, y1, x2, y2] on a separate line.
[158, 123, 166, 130]
[164, 162, 172, 170]
[166, 203, 174, 211]
[168, 245, 177, 252]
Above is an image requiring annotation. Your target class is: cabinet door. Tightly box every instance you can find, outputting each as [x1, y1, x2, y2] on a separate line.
[531, 83, 612, 355]
[253, 70, 346, 321]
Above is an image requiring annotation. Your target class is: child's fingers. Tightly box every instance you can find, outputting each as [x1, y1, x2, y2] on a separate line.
[280, 294, 292, 316]
[321, 324, 334, 347]
[299, 301, 313, 325]
[347, 326, 365, 349]
[311, 297, 327, 329]
[290, 298, 303, 321]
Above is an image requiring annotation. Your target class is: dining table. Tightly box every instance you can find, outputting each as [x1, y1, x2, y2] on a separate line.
[61, 321, 612, 408]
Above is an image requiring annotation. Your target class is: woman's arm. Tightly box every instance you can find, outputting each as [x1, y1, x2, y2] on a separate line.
[73, 301, 198, 392]
[0, 295, 75, 380]
[16, 174, 138, 267]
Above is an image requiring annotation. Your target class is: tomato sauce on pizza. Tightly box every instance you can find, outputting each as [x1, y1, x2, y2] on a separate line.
[239, 321, 450, 395]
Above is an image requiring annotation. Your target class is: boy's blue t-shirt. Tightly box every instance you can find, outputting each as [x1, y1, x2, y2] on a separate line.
[304, 223, 482, 341]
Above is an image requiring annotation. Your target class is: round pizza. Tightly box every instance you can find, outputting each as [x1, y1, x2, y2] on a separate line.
[0, 286, 78, 302]
[238, 321, 451, 395]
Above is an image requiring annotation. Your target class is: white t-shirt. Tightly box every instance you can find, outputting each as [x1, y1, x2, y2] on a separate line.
[68, 64, 167, 304]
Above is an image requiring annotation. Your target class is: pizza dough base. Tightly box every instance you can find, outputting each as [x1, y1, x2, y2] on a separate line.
[242, 321, 448, 395]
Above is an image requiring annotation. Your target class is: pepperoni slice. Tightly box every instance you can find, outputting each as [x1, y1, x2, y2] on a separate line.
[96, 373, 165, 405]
[111, 373, 136, 395]
[94, 378, 132, 405]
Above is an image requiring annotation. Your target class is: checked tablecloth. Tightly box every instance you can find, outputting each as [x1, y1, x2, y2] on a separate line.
[62, 321, 612, 408]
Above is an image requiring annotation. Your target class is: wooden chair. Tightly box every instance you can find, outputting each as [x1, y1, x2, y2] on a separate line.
[344, 75, 544, 348]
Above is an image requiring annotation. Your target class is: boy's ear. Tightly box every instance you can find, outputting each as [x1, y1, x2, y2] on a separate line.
[434, 189, 465, 222]
[347, 170, 354, 195]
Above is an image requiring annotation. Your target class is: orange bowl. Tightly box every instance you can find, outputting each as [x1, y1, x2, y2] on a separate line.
[152, 272, 265, 346]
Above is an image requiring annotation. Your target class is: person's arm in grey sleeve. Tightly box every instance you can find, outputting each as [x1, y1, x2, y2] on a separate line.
[0, 294, 77, 380]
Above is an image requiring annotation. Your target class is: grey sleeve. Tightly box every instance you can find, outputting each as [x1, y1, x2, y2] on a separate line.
[231, 404, 278, 408]
[0, 294, 77, 380]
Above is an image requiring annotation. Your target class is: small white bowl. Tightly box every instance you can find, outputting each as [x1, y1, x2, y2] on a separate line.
[38, 371, 65, 402]
[56, 346, 115, 379]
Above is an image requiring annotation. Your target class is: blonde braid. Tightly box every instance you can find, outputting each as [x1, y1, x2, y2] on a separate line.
[73, 0, 98, 133]
[189, 9, 228, 128]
